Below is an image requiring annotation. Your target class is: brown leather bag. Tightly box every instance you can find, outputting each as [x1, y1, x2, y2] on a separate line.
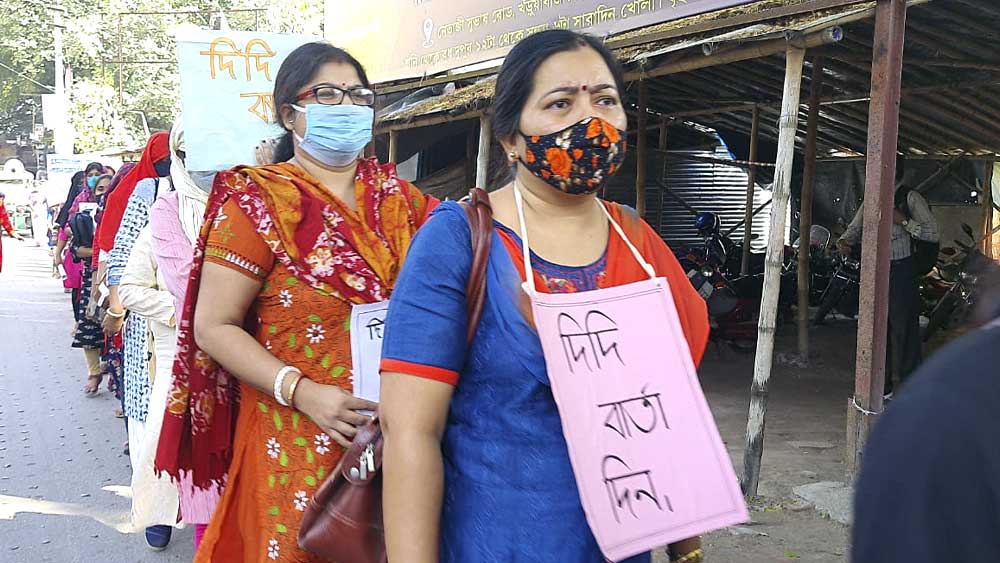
[298, 188, 493, 562]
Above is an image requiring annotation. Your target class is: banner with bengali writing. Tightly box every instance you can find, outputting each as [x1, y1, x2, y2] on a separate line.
[176, 29, 316, 171]
[326, 0, 758, 84]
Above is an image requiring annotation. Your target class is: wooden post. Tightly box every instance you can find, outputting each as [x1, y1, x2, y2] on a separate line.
[636, 81, 649, 217]
[657, 122, 668, 232]
[741, 105, 761, 277]
[797, 59, 824, 361]
[983, 162, 994, 258]
[465, 126, 478, 189]
[847, 0, 907, 477]
[741, 47, 806, 497]
[388, 130, 399, 164]
[476, 115, 492, 189]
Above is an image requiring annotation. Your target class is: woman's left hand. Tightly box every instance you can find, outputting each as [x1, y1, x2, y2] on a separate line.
[102, 313, 125, 336]
[255, 138, 278, 166]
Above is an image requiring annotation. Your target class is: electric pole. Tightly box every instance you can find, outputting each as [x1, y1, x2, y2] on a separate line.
[51, 0, 74, 155]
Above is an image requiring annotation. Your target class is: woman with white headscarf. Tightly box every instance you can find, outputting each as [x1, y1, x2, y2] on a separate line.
[149, 117, 224, 550]
[119, 118, 221, 551]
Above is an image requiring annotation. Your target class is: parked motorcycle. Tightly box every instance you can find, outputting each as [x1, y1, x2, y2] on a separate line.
[921, 223, 993, 341]
[813, 246, 861, 325]
[678, 212, 794, 348]
[788, 224, 838, 308]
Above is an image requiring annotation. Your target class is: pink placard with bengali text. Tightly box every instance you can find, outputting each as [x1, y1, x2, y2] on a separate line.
[529, 277, 748, 561]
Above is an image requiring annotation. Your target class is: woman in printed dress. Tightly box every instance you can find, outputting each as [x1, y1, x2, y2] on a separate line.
[103, 132, 175, 550]
[154, 42, 435, 562]
[56, 175, 110, 395]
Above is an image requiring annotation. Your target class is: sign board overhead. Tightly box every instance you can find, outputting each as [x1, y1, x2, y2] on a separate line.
[327, 0, 758, 84]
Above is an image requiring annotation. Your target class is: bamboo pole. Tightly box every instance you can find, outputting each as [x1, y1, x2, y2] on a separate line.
[657, 122, 668, 233]
[741, 47, 806, 498]
[388, 130, 399, 164]
[476, 115, 492, 189]
[984, 162, 995, 258]
[797, 59, 824, 361]
[741, 105, 761, 277]
[636, 81, 649, 217]
[626, 27, 840, 81]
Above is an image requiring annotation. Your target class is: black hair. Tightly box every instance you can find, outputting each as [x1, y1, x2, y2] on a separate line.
[56, 171, 88, 226]
[85, 162, 104, 175]
[492, 30, 626, 145]
[271, 42, 372, 163]
[0, 192, 5, 199]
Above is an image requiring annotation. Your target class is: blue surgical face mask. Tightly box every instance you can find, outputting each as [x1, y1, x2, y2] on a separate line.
[87, 176, 98, 189]
[291, 103, 374, 168]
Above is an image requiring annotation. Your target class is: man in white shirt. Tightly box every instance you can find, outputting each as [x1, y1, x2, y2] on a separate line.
[837, 158, 939, 399]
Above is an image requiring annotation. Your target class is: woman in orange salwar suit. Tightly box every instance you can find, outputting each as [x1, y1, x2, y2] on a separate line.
[155, 43, 435, 562]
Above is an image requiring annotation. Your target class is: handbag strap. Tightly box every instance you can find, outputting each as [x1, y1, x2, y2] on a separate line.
[462, 188, 493, 345]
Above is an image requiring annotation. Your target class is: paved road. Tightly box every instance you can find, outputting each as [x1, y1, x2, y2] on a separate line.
[0, 240, 195, 562]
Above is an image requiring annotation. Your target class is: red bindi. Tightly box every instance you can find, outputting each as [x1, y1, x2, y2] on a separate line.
[581, 85, 588, 92]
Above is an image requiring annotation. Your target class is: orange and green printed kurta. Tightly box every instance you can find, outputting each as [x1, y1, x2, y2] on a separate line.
[192, 161, 433, 562]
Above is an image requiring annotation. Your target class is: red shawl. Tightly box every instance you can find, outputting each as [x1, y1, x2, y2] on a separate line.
[94, 133, 169, 256]
[156, 158, 435, 487]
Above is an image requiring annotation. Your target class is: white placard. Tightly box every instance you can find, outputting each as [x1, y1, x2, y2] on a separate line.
[350, 301, 390, 404]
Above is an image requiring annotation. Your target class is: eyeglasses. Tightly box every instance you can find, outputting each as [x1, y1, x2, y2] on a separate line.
[296, 85, 376, 107]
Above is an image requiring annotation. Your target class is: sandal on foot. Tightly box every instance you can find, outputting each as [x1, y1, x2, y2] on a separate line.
[84, 374, 102, 396]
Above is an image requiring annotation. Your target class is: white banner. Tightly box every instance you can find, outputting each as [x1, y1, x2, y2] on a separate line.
[176, 29, 316, 171]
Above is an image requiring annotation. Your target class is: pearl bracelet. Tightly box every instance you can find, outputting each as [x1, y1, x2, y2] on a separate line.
[273, 366, 300, 407]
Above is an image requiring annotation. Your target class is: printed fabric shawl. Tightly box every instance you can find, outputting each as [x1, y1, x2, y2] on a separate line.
[155, 158, 434, 487]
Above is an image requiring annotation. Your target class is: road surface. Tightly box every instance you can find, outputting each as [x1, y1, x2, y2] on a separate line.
[0, 240, 195, 562]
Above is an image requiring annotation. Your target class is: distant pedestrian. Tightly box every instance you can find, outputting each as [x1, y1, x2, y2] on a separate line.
[0, 191, 25, 272]
[57, 175, 110, 395]
[28, 189, 49, 247]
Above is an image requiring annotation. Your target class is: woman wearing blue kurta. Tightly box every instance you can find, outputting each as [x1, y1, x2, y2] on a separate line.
[380, 30, 710, 563]
[106, 157, 176, 551]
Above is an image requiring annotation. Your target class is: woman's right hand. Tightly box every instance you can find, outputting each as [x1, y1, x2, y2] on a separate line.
[294, 378, 378, 447]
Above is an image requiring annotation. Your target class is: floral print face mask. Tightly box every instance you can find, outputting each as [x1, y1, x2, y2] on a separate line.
[518, 116, 627, 195]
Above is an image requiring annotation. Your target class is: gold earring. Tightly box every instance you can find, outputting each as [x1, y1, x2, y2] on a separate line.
[508, 150, 518, 161]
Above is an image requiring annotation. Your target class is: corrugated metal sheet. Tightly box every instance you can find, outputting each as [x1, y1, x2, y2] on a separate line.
[606, 145, 774, 251]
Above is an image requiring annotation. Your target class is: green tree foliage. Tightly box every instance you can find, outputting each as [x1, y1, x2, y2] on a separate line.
[0, 0, 324, 152]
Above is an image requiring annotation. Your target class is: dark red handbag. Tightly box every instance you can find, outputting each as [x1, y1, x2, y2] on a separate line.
[298, 188, 493, 562]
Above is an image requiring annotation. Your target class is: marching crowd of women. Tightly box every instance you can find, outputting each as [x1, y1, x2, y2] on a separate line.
[50, 30, 710, 562]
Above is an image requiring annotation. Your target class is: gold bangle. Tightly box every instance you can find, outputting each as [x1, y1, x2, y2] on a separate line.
[672, 548, 704, 563]
[286, 372, 305, 409]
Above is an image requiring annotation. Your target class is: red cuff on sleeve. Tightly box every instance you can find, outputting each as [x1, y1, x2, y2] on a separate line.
[380, 358, 458, 386]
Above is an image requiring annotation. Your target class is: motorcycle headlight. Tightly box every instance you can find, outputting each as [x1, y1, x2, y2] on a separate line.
[701, 267, 714, 278]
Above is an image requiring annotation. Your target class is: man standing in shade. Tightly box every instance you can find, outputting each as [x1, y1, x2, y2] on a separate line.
[837, 156, 939, 399]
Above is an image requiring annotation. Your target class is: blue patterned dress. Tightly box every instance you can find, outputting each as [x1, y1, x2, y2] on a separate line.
[108, 178, 158, 422]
